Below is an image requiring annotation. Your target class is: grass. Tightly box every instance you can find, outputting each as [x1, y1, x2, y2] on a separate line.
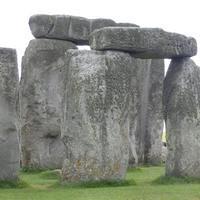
[0, 179, 29, 189]
[39, 170, 61, 180]
[153, 175, 200, 185]
[0, 166, 200, 200]
[58, 179, 136, 188]
[21, 167, 49, 173]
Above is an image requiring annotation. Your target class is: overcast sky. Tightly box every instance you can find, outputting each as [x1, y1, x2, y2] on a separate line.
[0, 0, 199, 74]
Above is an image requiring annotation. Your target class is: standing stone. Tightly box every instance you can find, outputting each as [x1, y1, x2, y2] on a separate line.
[20, 39, 77, 169]
[145, 59, 164, 164]
[164, 58, 200, 177]
[0, 48, 20, 180]
[61, 50, 132, 182]
[129, 59, 164, 166]
[89, 27, 197, 58]
[61, 50, 164, 180]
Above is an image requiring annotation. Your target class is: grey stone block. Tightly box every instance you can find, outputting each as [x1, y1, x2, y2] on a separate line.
[164, 58, 200, 177]
[61, 50, 131, 182]
[61, 50, 164, 181]
[29, 15, 139, 45]
[90, 27, 197, 58]
[29, 15, 90, 45]
[129, 59, 164, 166]
[90, 18, 116, 32]
[0, 48, 20, 180]
[20, 39, 77, 169]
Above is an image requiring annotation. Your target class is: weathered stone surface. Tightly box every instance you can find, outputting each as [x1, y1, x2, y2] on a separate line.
[90, 20, 139, 32]
[90, 18, 116, 32]
[145, 59, 164, 164]
[164, 58, 200, 177]
[20, 39, 77, 169]
[161, 146, 167, 163]
[0, 48, 20, 180]
[61, 50, 164, 181]
[29, 15, 139, 45]
[61, 50, 132, 182]
[116, 23, 139, 27]
[29, 15, 90, 45]
[90, 27, 197, 58]
[29, 15, 54, 38]
[129, 59, 164, 166]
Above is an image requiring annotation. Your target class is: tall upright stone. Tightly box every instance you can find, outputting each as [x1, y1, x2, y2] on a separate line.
[145, 59, 164, 164]
[0, 48, 20, 180]
[164, 58, 200, 177]
[61, 50, 132, 182]
[129, 59, 164, 166]
[20, 39, 77, 169]
[61, 49, 164, 181]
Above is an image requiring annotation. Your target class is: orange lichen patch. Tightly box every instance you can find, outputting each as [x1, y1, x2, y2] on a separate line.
[76, 160, 82, 169]
[113, 161, 120, 172]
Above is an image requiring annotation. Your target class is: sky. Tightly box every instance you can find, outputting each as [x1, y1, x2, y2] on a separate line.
[0, 0, 199, 75]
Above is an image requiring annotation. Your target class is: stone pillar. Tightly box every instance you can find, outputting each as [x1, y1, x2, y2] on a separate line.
[61, 50, 132, 182]
[20, 39, 77, 169]
[145, 59, 164, 165]
[129, 59, 164, 166]
[0, 48, 20, 180]
[164, 58, 200, 177]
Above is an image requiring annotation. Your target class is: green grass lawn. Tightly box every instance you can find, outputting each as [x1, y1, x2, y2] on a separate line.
[0, 166, 200, 200]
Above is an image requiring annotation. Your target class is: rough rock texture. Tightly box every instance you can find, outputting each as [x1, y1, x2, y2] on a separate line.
[90, 20, 139, 32]
[61, 50, 164, 181]
[61, 50, 132, 182]
[20, 39, 77, 169]
[116, 23, 139, 27]
[90, 18, 116, 33]
[129, 59, 164, 166]
[29, 15, 139, 45]
[164, 58, 200, 177]
[162, 146, 167, 163]
[90, 27, 197, 58]
[0, 48, 20, 180]
[145, 59, 164, 164]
